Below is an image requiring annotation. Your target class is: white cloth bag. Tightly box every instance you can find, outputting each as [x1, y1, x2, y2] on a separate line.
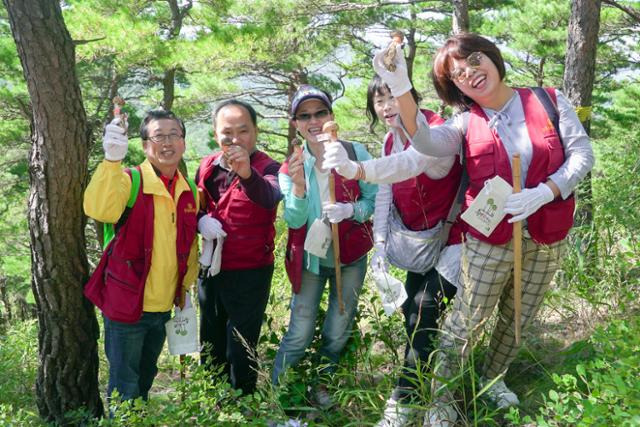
[371, 267, 408, 316]
[165, 305, 199, 355]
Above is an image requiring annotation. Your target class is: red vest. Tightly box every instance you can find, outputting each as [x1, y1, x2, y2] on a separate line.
[198, 151, 278, 270]
[464, 87, 575, 245]
[84, 168, 197, 323]
[332, 169, 375, 263]
[384, 109, 464, 245]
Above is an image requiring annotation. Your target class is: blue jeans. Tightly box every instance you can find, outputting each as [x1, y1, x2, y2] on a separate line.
[104, 311, 171, 400]
[272, 256, 367, 384]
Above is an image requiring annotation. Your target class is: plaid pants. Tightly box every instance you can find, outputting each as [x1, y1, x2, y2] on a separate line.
[435, 232, 565, 390]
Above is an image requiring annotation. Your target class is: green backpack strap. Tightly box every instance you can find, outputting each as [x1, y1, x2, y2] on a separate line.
[102, 170, 195, 250]
[185, 177, 197, 205]
[102, 168, 141, 249]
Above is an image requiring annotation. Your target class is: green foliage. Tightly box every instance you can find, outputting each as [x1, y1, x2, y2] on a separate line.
[507, 316, 640, 426]
[0, 320, 38, 409]
[479, 0, 569, 87]
[556, 83, 640, 310]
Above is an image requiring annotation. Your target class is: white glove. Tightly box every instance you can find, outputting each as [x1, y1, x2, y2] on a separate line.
[370, 243, 388, 273]
[323, 142, 358, 179]
[102, 118, 128, 161]
[198, 215, 227, 240]
[199, 238, 214, 267]
[322, 202, 354, 223]
[372, 45, 412, 97]
[504, 183, 555, 223]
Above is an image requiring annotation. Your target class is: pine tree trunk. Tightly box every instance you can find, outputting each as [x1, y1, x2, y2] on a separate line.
[2, 0, 103, 422]
[563, 0, 601, 226]
[452, 0, 470, 34]
[405, 10, 418, 82]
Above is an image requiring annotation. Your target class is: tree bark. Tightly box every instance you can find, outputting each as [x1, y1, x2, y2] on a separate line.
[405, 11, 418, 82]
[162, 67, 176, 111]
[452, 0, 470, 34]
[287, 69, 308, 155]
[3, 0, 103, 422]
[161, 0, 192, 110]
[563, 0, 601, 226]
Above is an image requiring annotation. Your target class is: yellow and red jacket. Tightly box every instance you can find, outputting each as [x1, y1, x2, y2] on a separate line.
[84, 159, 198, 317]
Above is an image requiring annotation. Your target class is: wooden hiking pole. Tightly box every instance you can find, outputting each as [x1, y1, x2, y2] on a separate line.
[511, 154, 522, 346]
[322, 121, 345, 315]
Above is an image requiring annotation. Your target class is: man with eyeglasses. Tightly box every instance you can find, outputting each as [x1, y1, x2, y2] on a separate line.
[272, 85, 377, 408]
[84, 110, 199, 402]
[195, 99, 282, 395]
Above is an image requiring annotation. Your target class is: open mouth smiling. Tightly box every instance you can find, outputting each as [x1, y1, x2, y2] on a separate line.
[470, 74, 486, 89]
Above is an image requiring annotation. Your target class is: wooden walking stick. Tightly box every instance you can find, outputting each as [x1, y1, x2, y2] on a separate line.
[511, 154, 522, 346]
[322, 121, 345, 315]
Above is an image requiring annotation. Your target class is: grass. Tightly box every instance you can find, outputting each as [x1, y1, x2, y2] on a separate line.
[1, 254, 638, 426]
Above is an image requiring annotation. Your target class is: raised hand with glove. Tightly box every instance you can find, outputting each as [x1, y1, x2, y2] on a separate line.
[372, 44, 412, 98]
[504, 182, 555, 223]
[322, 202, 354, 224]
[198, 215, 227, 240]
[103, 117, 128, 161]
[322, 142, 358, 179]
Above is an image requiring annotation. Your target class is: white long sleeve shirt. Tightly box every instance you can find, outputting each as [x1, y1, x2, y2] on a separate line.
[410, 90, 594, 200]
[368, 126, 462, 286]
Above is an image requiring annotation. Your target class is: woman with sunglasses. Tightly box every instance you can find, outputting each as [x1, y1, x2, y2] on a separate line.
[272, 85, 377, 408]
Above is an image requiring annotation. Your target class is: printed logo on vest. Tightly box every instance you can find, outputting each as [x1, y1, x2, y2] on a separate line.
[184, 203, 198, 214]
[541, 119, 555, 134]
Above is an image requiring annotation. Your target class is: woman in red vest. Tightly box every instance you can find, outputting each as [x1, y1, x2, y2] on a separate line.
[372, 33, 593, 426]
[272, 85, 377, 408]
[360, 75, 465, 427]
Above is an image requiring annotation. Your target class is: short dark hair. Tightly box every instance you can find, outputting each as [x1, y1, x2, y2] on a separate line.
[140, 110, 186, 140]
[366, 74, 421, 133]
[431, 33, 506, 110]
[213, 99, 258, 128]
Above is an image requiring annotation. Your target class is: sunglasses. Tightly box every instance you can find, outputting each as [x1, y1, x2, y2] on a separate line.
[450, 51, 484, 83]
[294, 109, 330, 122]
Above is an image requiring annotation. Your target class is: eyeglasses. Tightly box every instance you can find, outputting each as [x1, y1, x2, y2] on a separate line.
[450, 51, 484, 83]
[147, 133, 183, 144]
[294, 109, 330, 122]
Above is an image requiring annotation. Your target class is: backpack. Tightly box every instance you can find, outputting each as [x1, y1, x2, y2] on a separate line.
[102, 167, 197, 249]
[531, 87, 561, 138]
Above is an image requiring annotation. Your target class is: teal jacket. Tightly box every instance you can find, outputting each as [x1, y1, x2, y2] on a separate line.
[279, 140, 377, 274]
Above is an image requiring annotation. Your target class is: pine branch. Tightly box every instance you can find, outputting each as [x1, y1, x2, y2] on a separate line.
[602, 0, 640, 23]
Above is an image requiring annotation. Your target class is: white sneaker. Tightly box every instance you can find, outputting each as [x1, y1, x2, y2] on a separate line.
[424, 402, 457, 427]
[313, 385, 333, 409]
[481, 378, 520, 409]
[375, 397, 412, 427]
